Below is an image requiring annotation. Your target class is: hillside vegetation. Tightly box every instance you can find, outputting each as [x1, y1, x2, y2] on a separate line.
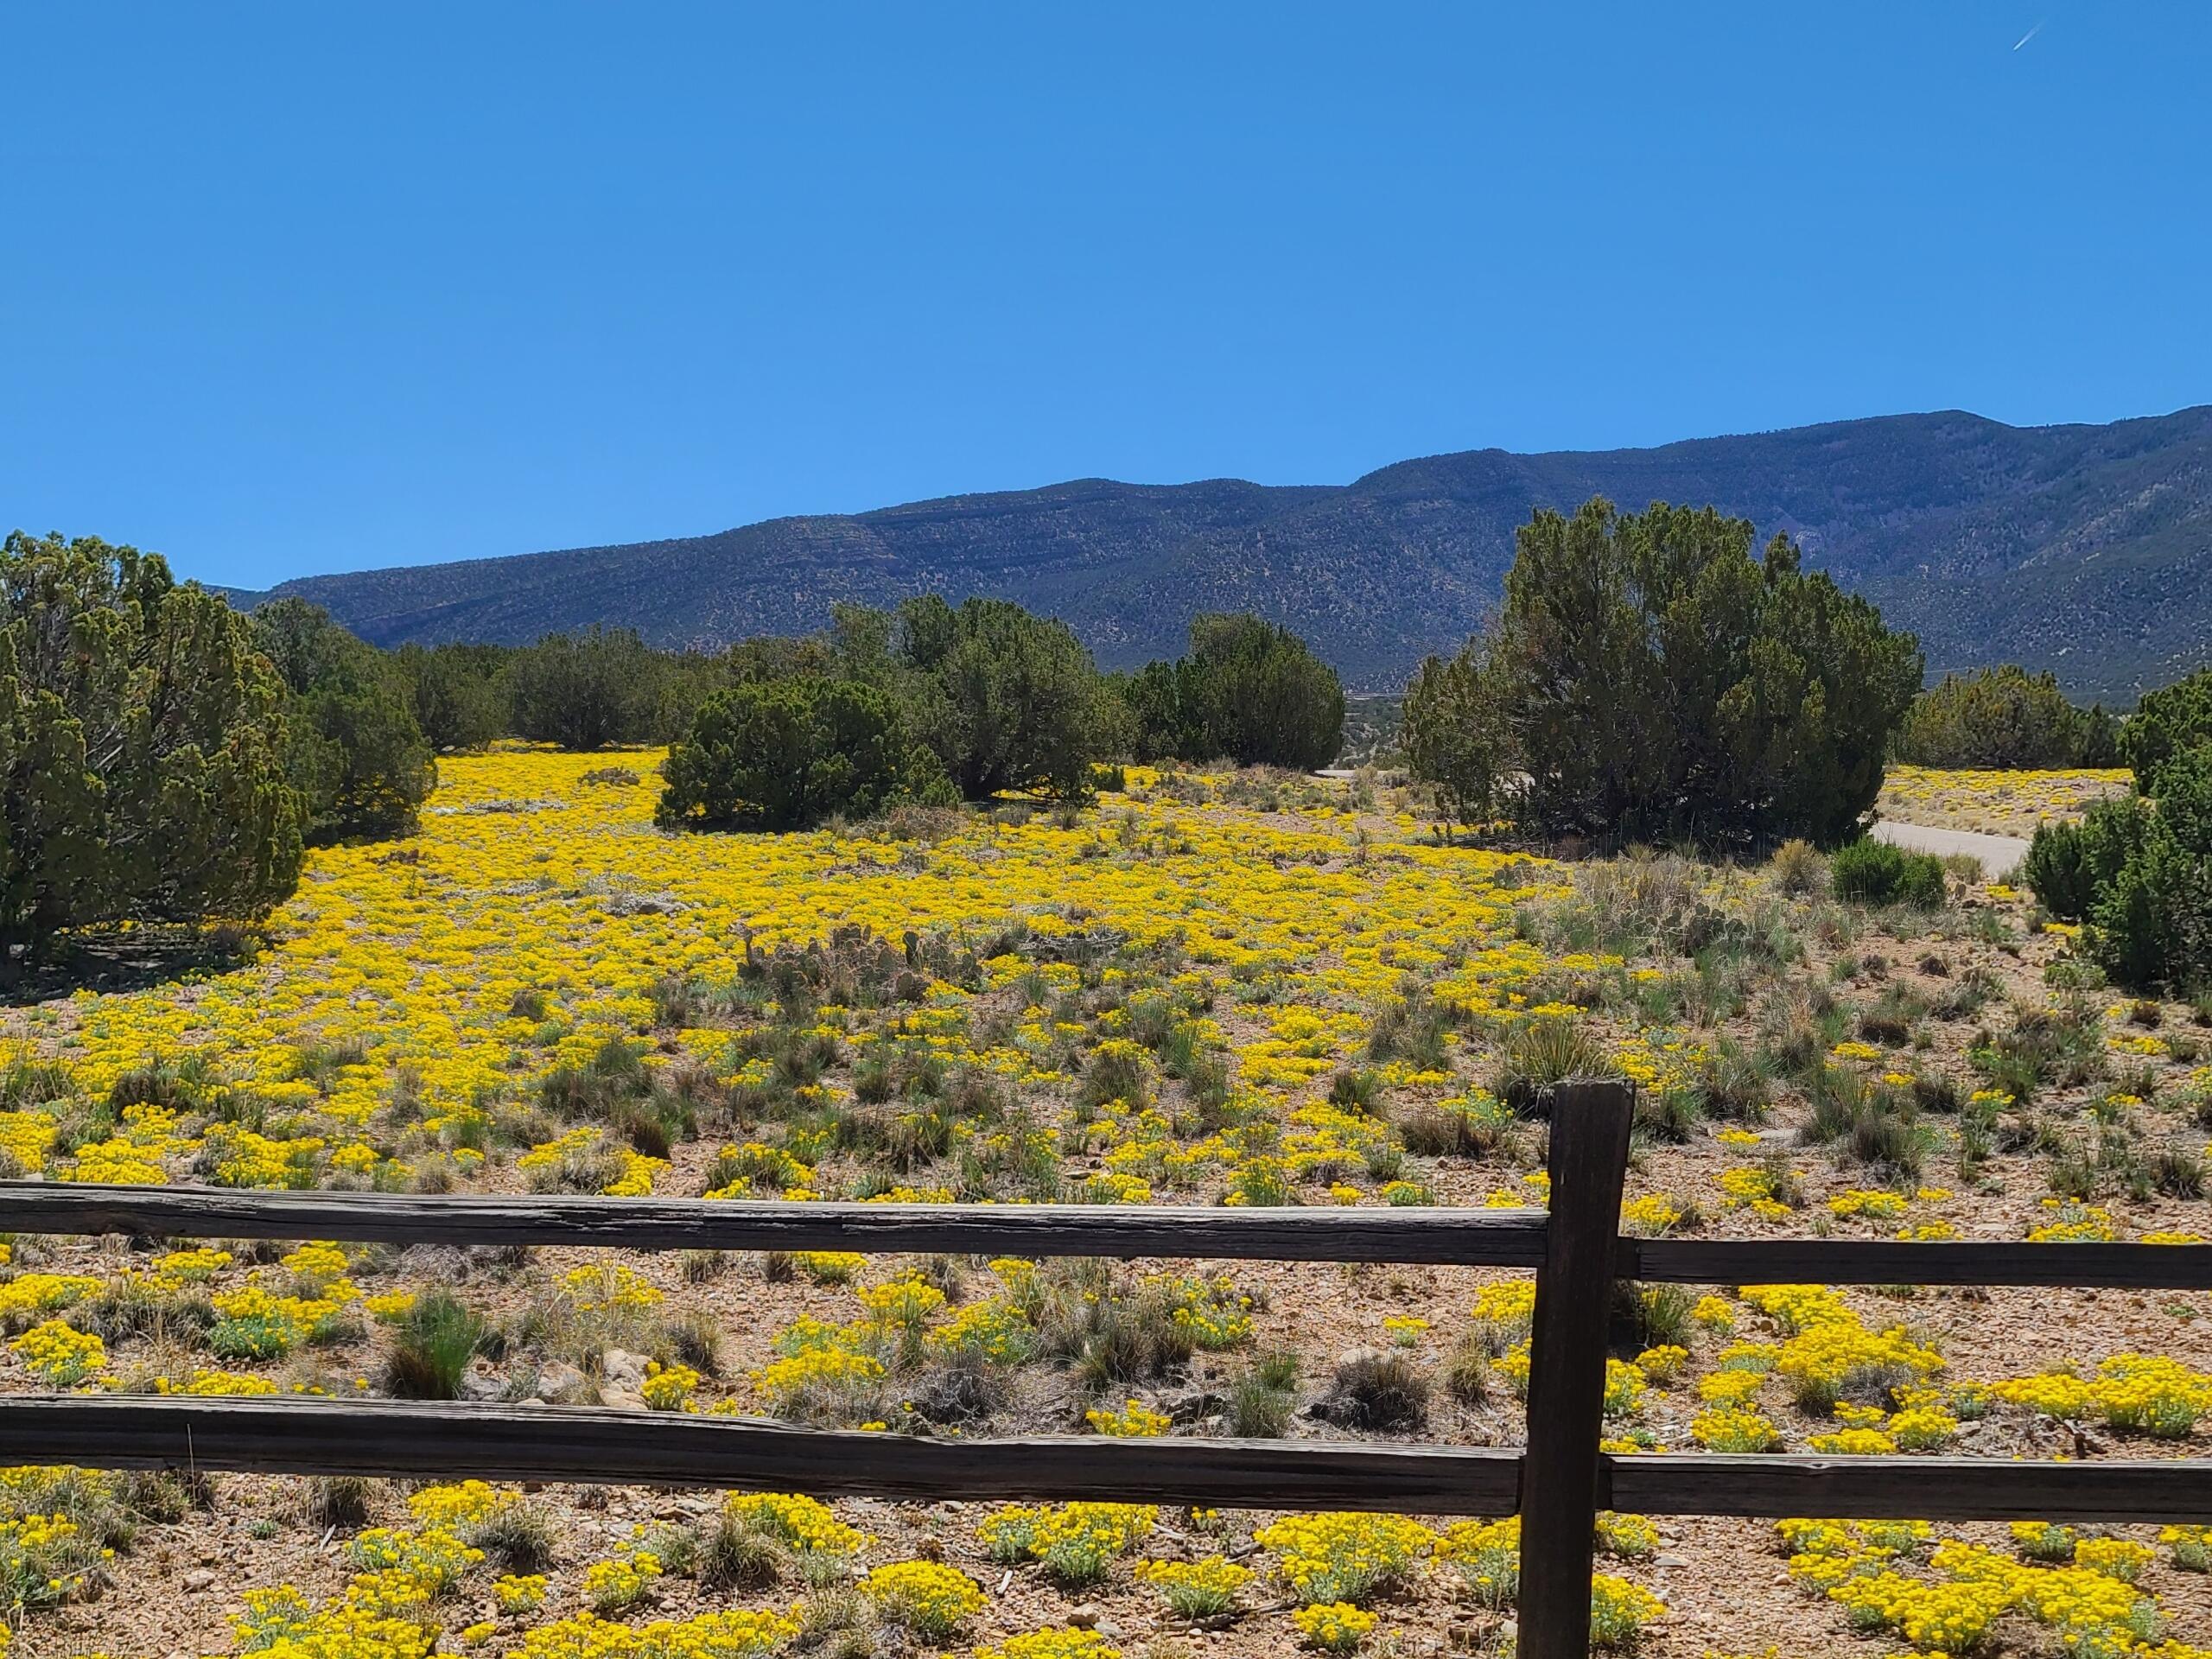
[245, 406, 2212, 700]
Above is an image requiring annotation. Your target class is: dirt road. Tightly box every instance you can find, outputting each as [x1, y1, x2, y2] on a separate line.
[1872, 818, 2031, 876]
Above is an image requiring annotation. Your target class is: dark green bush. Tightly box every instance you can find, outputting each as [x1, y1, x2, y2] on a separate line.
[1402, 499, 1922, 846]
[657, 677, 939, 831]
[1893, 664, 2107, 767]
[505, 626, 667, 749]
[254, 597, 436, 842]
[887, 595, 1106, 801]
[2081, 747, 2212, 989]
[1, 531, 304, 953]
[2023, 794, 2151, 921]
[1119, 613, 1345, 769]
[2121, 667, 2212, 796]
[393, 641, 508, 752]
[2018, 746, 2212, 989]
[1830, 839, 1946, 907]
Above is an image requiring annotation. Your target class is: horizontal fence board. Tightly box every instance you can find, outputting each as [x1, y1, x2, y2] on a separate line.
[0, 1184, 1550, 1266]
[0, 1185, 1548, 1265]
[16, 1186, 2212, 1287]
[7, 1396, 2205, 1526]
[1631, 1237, 2212, 1290]
[1607, 1451, 2212, 1524]
[0, 1395, 1524, 1514]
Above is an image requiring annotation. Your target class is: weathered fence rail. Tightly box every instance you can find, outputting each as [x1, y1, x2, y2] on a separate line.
[13, 1179, 2212, 1289]
[6, 1079, 2212, 1658]
[2, 1395, 2202, 1525]
[0, 1185, 1550, 1265]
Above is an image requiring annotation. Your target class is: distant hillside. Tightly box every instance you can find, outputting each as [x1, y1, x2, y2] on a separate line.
[256, 406, 2212, 701]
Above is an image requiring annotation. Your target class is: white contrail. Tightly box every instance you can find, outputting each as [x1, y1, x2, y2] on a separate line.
[2013, 20, 2044, 49]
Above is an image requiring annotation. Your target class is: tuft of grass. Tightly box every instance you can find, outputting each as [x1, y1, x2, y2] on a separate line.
[1769, 839, 1827, 896]
[305, 1475, 375, 1530]
[1634, 1089, 1700, 1144]
[665, 1308, 724, 1376]
[1632, 1283, 1695, 1350]
[1491, 1015, 1611, 1118]
[1224, 1370, 1295, 1439]
[470, 1502, 557, 1573]
[1395, 1100, 1518, 1160]
[699, 1514, 788, 1591]
[1313, 1348, 1429, 1432]
[680, 1249, 728, 1284]
[2155, 1143, 2208, 1199]
[1442, 1331, 1491, 1405]
[381, 1290, 487, 1400]
[1692, 1040, 1771, 1123]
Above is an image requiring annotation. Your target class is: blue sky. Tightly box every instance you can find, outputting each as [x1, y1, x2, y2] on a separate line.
[4, 3, 2207, 590]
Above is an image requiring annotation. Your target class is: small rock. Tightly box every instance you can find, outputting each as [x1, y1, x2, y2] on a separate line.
[182, 1568, 216, 1592]
[535, 1361, 588, 1401]
[1067, 1604, 1101, 1629]
[1094, 1620, 1123, 1642]
[600, 1387, 646, 1411]
[1656, 1552, 1688, 1568]
[602, 1348, 650, 1389]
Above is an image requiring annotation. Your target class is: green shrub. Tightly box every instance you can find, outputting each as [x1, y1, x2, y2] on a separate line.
[887, 594, 1106, 800]
[393, 640, 508, 752]
[2122, 667, 2212, 795]
[2077, 747, 2212, 989]
[1402, 499, 1921, 846]
[1119, 613, 1345, 769]
[0, 531, 305, 954]
[1894, 664, 2106, 767]
[2023, 794, 2151, 921]
[505, 626, 667, 749]
[657, 677, 934, 831]
[1830, 839, 1945, 907]
[256, 598, 435, 842]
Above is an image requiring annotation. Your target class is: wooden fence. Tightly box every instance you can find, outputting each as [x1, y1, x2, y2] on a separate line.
[4, 1081, 2212, 1658]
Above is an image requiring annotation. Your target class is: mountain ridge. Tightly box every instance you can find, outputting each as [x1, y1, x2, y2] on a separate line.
[248, 405, 2212, 701]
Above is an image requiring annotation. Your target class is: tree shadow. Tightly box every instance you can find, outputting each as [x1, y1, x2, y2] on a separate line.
[1, 925, 261, 1007]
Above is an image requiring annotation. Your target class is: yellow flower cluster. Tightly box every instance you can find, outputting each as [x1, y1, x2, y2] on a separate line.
[861, 1560, 986, 1639]
[9, 1319, 106, 1387]
[1992, 1354, 2212, 1436]
[503, 1608, 800, 1659]
[979, 1503, 1158, 1585]
[1084, 1399, 1172, 1437]
[1135, 1554, 1252, 1616]
[974, 1629, 1122, 1659]
[1291, 1601, 1376, 1652]
[1255, 1511, 1435, 1606]
[722, 1491, 867, 1557]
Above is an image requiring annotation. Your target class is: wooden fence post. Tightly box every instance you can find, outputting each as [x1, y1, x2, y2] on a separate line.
[1516, 1078, 1635, 1659]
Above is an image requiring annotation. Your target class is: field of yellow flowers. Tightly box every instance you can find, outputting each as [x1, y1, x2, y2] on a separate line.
[1876, 766, 2132, 837]
[3, 751, 2212, 1659]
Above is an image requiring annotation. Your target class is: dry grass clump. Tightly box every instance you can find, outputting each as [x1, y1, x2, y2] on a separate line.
[1313, 1348, 1429, 1432]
